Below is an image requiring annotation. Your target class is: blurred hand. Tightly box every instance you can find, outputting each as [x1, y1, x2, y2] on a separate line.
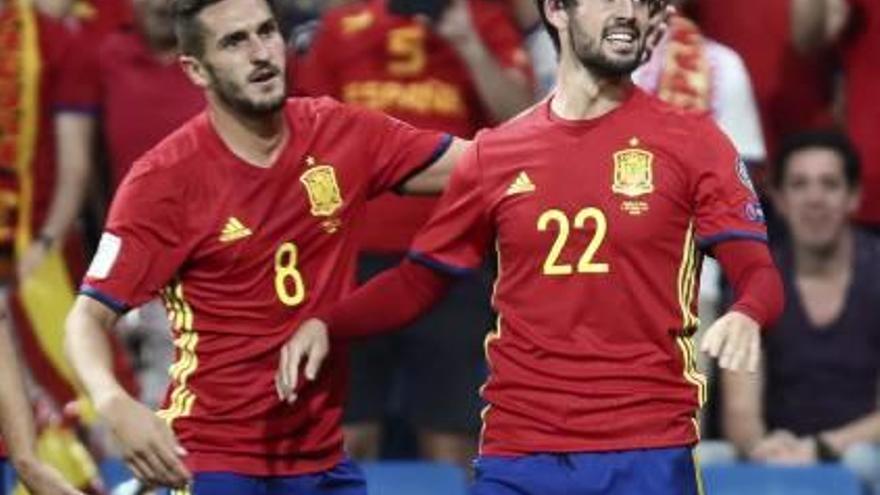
[17, 241, 49, 283]
[700, 311, 761, 372]
[748, 429, 799, 462]
[275, 318, 329, 404]
[434, 0, 479, 49]
[97, 393, 190, 489]
[641, 2, 677, 64]
[14, 456, 85, 495]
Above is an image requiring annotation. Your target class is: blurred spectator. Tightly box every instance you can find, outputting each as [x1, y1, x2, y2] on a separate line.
[295, 0, 533, 466]
[0, 0, 133, 490]
[721, 130, 880, 493]
[694, 0, 836, 162]
[506, 0, 556, 96]
[84, 0, 204, 190]
[791, 0, 880, 228]
[34, 0, 131, 42]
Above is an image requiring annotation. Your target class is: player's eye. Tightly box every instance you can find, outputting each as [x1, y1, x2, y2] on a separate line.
[219, 31, 248, 49]
[257, 20, 278, 38]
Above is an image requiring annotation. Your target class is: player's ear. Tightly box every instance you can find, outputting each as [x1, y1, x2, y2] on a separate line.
[180, 55, 211, 89]
[545, 0, 571, 33]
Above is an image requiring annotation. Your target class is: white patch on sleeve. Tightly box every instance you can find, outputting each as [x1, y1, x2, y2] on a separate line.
[87, 233, 122, 279]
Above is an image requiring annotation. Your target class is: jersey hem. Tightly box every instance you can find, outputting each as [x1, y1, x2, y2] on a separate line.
[79, 285, 128, 313]
[480, 435, 699, 457]
[186, 449, 345, 477]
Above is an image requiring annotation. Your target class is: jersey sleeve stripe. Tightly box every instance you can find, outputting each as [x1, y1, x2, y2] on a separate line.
[392, 133, 454, 194]
[697, 230, 768, 250]
[79, 285, 128, 313]
[407, 250, 475, 277]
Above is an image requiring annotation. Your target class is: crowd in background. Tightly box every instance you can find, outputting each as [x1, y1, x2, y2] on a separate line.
[0, 0, 878, 493]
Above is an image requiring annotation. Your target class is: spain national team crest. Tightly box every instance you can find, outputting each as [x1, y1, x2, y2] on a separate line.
[300, 156, 344, 232]
[612, 147, 655, 198]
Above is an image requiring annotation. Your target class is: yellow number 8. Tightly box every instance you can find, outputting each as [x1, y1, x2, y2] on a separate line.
[274, 242, 306, 306]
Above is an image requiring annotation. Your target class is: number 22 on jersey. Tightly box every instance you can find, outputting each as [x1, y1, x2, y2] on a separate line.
[275, 242, 306, 306]
[537, 207, 610, 276]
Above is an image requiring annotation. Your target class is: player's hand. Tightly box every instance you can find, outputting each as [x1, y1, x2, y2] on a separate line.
[97, 393, 190, 488]
[16, 241, 49, 283]
[700, 311, 761, 372]
[13, 456, 85, 495]
[748, 429, 799, 462]
[276, 318, 329, 404]
[641, 1, 677, 64]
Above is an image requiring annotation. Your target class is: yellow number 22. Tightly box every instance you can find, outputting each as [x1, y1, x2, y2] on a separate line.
[537, 207, 609, 276]
[274, 242, 306, 306]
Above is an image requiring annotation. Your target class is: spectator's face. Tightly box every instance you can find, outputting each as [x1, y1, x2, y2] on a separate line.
[777, 148, 860, 251]
[191, 0, 287, 116]
[133, 0, 176, 48]
[553, 0, 651, 77]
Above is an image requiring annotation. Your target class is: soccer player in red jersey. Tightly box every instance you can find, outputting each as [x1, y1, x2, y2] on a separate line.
[62, 0, 464, 492]
[281, 0, 785, 493]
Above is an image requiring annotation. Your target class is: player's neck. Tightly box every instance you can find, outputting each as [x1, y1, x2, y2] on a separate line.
[551, 55, 633, 120]
[794, 227, 854, 279]
[208, 97, 289, 169]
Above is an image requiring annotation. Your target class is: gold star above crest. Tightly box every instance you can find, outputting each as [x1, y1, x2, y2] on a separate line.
[629, 137, 640, 147]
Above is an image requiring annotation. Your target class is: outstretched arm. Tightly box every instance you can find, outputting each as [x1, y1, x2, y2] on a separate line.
[700, 239, 784, 372]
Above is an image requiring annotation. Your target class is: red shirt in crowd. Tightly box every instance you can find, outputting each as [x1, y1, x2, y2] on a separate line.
[81, 98, 450, 475]
[695, 0, 834, 159]
[83, 27, 205, 189]
[295, 0, 530, 252]
[409, 88, 767, 454]
[842, 0, 880, 225]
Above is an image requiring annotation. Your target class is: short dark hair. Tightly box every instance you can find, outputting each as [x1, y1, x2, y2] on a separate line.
[774, 129, 862, 189]
[174, 0, 226, 58]
[174, 0, 278, 58]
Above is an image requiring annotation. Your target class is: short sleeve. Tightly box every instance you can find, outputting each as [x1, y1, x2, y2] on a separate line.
[80, 163, 192, 312]
[353, 106, 452, 197]
[691, 119, 768, 251]
[43, 22, 98, 113]
[409, 141, 492, 274]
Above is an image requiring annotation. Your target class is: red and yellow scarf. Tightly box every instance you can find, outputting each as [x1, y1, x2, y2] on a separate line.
[655, 16, 712, 114]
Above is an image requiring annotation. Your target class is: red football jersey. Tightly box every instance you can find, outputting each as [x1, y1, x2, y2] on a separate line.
[81, 97, 449, 475]
[410, 88, 767, 455]
[295, 0, 531, 252]
[843, 0, 880, 224]
[84, 29, 205, 189]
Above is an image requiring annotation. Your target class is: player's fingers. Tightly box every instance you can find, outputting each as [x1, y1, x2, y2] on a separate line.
[285, 344, 305, 403]
[304, 338, 328, 382]
[746, 331, 761, 373]
[278, 345, 290, 398]
[723, 325, 747, 371]
[150, 440, 189, 488]
[131, 447, 167, 487]
[158, 424, 191, 477]
[700, 323, 722, 357]
[717, 326, 738, 370]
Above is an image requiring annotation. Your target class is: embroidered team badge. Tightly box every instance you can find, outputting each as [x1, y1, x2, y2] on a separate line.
[300, 156, 344, 233]
[612, 147, 655, 198]
[612, 139, 654, 216]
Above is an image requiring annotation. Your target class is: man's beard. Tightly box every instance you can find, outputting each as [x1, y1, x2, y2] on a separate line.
[568, 22, 645, 79]
[207, 63, 287, 117]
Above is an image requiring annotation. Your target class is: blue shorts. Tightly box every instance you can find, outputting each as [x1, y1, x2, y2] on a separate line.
[170, 458, 366, 495]
[473, 447, 704, 495]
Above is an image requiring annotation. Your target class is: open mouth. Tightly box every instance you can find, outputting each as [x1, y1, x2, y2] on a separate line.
[603, 29, 639, 51]
[249, 67, 279, 84]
